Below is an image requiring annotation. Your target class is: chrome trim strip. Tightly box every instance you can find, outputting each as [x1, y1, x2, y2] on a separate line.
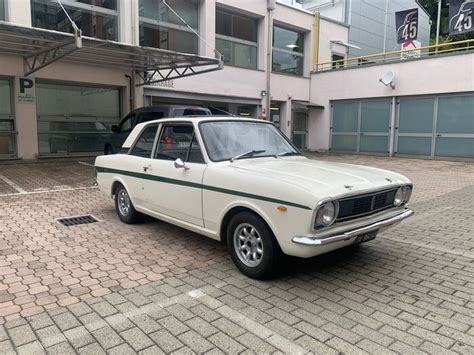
[294, 208, 414, 246]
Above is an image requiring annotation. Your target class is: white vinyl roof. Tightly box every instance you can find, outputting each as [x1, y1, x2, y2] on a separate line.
[0, 21, 222, 84]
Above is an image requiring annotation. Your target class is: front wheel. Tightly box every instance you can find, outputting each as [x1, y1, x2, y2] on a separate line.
[114, 184, 141, 224]
[227, 212, 282, 279]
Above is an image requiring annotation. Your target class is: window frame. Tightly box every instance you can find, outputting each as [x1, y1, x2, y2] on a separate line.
[0, 77, 16, 158]
[31, 0, 119, 41]
[138, 0, 200, 54]
[272, 25, 305, 76]
[129, 123, 160, 158]
[0, 0, 7, 21]
[215, 8, 259, 70]
[153, 122, 206, 164]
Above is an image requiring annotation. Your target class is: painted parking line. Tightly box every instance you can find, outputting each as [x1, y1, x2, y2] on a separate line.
[0, 186, 98, 198]
[78, 161, 95, 167]
[0, 173, 27, 194]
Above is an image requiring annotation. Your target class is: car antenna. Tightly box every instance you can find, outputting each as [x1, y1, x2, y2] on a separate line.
[207, 106, 239, 117]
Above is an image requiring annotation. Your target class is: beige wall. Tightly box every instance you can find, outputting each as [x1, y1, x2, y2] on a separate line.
[0, 54, 136, 159]
[308, 53, 474, 151]
[317, 17, 349, 64]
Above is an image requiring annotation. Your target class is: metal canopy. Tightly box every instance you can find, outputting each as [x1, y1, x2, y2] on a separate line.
[293, 100, 325, 110]
[0, 22, 223, 85]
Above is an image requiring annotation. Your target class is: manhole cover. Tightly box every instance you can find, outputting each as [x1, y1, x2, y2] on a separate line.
[57, 214, 98, 227]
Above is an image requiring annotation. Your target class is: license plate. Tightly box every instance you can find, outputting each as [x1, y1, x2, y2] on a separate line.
[354, 231, 377, 245]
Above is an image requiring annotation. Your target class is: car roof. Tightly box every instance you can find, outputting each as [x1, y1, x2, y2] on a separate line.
[122, 116, 270, 149]
[131, 105, 211, 114]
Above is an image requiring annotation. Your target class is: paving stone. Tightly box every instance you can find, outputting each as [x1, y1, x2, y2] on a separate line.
[108, 343, 135, 355]
[139, 345, 165, 355]
[157, 316, 189, 336]
[68, 303, 94, 317]
[189, 304, 220, 322]
[105, 313, 136, 333]
[16, 340, 44, 355]
[78, 342, 107, 355]
[165, 304, 195, 322]
[130, 314, 161, 334]
[120, 327, 154, 352]
[178, 330, 214, 353]
[8, 324, 37, 347]
[149, 329, 184, 353]
[28, 312, 54, 330]
[45, 341, 76, 355]
[64, 325, 95, 349]
[36, 325, 66, 348]
[236, 332, 277, 354]
[265, 319, 303, 341]
[92, 325, 123, 350]
[211, 317, 246, 338]
[90, 301, 118, 318]
[0, 340, 15, 354]
[52, 311, 81, 331]
[208, 332, 246, 353]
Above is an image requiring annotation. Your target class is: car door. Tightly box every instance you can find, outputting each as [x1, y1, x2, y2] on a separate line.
[141, 122, 206, 227]
[124, 124, 160, 208]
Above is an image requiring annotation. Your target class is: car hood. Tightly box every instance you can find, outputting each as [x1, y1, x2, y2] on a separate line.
[231, 156, 410, 199]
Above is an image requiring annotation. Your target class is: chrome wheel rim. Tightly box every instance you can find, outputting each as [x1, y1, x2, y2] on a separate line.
[118, 189, 131, 216]
[233, 223, 264, 267]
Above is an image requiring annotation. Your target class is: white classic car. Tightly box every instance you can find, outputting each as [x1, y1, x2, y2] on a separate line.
[95, 117, 414, 279]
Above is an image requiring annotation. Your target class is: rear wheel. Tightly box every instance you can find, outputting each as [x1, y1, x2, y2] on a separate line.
[114, 184, 141, 224]
[227, 212, 282, 279]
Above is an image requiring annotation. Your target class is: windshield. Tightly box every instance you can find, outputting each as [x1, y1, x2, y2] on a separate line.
[199, 121, 300, 162]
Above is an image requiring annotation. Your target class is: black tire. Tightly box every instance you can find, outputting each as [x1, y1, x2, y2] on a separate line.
[114, 184, 142, 224]
[104, 144, 115, 155]
[226, 211, 282, 279]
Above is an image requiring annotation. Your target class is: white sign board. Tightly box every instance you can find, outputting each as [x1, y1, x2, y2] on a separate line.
[16, 77, 36, 104]
[401, 40, 421, 60]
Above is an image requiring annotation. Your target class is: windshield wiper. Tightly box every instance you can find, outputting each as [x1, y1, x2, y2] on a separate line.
[230, 150, 266, 162]
[275, 151, 300, 158]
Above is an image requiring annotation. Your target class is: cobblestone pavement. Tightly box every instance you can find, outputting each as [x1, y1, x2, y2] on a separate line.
[0, 156, 473, 354]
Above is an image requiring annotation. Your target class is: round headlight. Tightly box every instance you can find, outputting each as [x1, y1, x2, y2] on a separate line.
[403, 186, 412, 203]
[394, 187, 404, 207]
[316, 201, 338, 227]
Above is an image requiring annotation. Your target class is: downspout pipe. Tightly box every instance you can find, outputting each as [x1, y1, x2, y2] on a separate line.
[266, 0, 276, 120]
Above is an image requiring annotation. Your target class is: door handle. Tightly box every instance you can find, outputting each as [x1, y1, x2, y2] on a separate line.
[436, 134, 442, 137]
[143, 165, 153, 172]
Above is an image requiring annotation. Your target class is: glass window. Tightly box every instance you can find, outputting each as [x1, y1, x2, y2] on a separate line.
[0, 80, 12, 116]
[31, 0, 118, 41]
[437, 95, 474, 134]
[360, 100, 390, 133]
[215, 9, 258, 69]
[130, 125, 158, 157]
[0, 0, 5, 21]
[139, 0, 199, 54]
[36, 82, 121, 155]
[273, 26, 304, 76]
[156, 124, 195, 162]
[119, 115, 134, 133]
[332, 102, 358, 132]
[37, 83, 120, 118]
[200, 121, 299, 162]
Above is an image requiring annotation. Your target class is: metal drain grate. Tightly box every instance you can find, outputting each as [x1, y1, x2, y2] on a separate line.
[57, 214, 98, 227]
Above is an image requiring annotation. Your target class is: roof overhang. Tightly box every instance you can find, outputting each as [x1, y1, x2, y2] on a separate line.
[293, 100, 325, 110]
[0, 21, 223, 86]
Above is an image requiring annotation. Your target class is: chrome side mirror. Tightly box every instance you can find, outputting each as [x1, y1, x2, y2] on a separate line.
[174, 158, 189, 170]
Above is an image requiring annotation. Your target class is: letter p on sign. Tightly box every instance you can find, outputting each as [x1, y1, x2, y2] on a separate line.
[16, 77, 36, 104]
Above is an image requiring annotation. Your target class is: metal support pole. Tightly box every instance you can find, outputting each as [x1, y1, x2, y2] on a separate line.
[435, 0, 442, 52]
[266, 0, 275, 121]
[383, 0, 389, 53]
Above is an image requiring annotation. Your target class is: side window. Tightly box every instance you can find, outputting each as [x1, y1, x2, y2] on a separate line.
[119, 115, 134, 133]
[155, 124, 204, 163]
[130, 125, 158, 157]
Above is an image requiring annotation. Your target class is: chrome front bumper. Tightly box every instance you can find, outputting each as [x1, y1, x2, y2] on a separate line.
[292, 208, 414, 246]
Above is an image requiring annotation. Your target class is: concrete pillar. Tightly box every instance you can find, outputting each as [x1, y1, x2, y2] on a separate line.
[13, 80, 38, 160]
[7, 0, 31, 26]
[199, 0, 216, 58]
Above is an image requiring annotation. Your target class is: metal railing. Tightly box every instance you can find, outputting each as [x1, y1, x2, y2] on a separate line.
[314, 39, 474, 72]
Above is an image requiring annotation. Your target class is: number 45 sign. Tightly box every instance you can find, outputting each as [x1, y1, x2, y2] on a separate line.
[395, 9, 418, 45]
[450, 0, 474, 35]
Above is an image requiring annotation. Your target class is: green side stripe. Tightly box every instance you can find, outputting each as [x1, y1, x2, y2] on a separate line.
[96, 166, 312, 210]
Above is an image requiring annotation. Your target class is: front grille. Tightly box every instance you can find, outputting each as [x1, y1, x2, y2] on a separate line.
[337, 189, 397, 222]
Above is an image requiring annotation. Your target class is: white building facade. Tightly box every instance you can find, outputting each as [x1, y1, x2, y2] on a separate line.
[0, 0, 348, 160]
